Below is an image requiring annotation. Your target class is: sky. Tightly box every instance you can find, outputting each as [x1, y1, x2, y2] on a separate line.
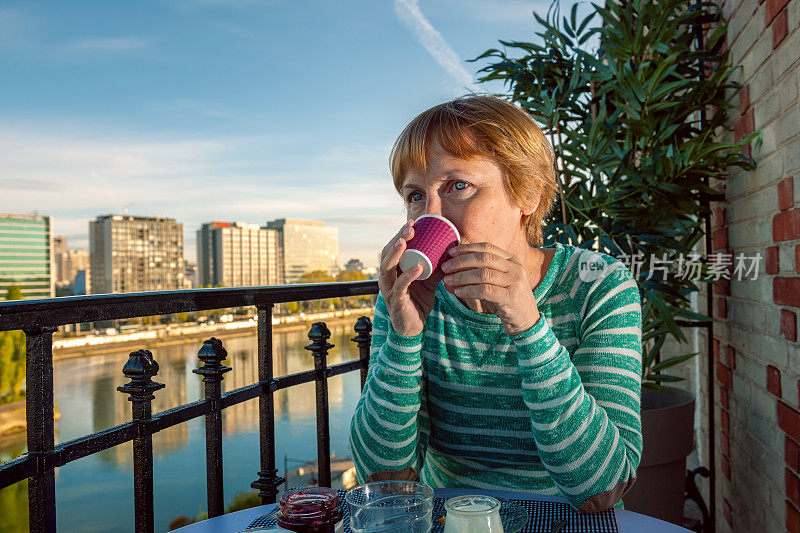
[0, 0, 560, 268]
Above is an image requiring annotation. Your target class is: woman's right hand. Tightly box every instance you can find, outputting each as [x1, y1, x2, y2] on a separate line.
[378, 219, 443, 337]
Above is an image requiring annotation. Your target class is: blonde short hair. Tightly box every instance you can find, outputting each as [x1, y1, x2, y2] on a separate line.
[389, 95, 557, 247]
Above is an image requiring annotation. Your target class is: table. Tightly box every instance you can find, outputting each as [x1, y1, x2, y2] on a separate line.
[175, 488, 691, 532]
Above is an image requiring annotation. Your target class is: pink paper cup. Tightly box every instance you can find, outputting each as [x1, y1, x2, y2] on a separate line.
[398, 214, 461, 281]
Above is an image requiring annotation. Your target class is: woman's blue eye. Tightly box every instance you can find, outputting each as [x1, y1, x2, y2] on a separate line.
[453, 181, 468, 191]
[408, 192, 423, 202]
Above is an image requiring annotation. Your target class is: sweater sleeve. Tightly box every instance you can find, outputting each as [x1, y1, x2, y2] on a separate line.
[511, 261, 643, 512]
[348, 293, 430, 484]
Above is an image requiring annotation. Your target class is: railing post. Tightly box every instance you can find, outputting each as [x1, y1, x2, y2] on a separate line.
[306, 322, 333, 488]
[117, 349, 165, 533]
[193, 337, 231, 518]
[24, 326, 58, 533]
[252, 304, 284, 503]
[351, 316, 372, 391]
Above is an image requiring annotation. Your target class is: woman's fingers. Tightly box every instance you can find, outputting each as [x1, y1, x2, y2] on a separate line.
[393, 264, 423, 295]
[449, 242, 514, 261]
[449, 282, 511, 302]
[379, 221, 414, 283]
[443, 267, 512, 288]
[442, 250, 513, 275]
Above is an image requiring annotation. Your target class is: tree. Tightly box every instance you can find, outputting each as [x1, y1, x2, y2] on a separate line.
[0, 285, 26, 403]
[470, 0, 757, 388]
[5, 285, 22, 301]
[297, 271, 336, 311]
[335, 270, 373, 309]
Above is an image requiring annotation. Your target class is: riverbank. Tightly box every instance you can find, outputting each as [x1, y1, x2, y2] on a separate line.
[52, 309, 374, 360]
[0, 400, 61, 443]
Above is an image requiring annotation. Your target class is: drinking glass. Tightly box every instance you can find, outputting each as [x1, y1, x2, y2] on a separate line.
[442, 495, 504, 533]
[345, 480, 434, 533]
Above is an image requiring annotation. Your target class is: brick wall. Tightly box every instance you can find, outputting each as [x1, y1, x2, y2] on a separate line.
[671, 0, 800, 530]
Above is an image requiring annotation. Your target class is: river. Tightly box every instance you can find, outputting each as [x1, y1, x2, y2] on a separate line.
[0, 323, 367, 532]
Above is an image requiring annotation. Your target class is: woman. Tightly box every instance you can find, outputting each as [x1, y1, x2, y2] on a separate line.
[348, 95, 643, 512]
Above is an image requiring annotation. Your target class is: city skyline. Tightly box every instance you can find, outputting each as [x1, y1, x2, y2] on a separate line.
[0, 0, 559, 268]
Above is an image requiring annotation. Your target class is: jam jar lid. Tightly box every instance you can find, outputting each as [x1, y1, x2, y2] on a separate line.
[277, 487, 342, 529]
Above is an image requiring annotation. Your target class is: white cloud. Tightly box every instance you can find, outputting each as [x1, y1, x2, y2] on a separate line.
[393, 0, 475, 90]
[1, 126, 404, 267]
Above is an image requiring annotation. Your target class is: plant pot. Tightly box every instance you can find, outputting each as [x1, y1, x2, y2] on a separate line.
[622, 386, 695, 525]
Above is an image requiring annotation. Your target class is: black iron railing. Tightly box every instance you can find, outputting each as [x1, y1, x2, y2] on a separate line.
[0, 281, 379, 533]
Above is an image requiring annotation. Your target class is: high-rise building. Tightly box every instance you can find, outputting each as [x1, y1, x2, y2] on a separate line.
[54, 235, 68, 284]
[89, 214, 184, 294]
[185, 260, 199, 289]
[64, 249, 90, 288]
[0, 213, 54, 299]
[266, 218, 339, 284]
[196, 222, 281, 288]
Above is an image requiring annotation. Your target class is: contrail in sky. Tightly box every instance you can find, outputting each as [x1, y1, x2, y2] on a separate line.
[393, 0, 476, 90]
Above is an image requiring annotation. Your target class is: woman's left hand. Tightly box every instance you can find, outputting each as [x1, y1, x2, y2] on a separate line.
[441, 242, 541, 336]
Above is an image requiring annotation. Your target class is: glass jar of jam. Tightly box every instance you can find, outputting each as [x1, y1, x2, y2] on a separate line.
[275, 487, 344, 533]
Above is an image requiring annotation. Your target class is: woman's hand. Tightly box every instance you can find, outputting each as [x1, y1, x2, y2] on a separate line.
[441, 242, 542, 336]
[378, 220, 444, 337]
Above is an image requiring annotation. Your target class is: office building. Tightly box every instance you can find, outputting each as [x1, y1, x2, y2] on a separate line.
[196, 222, 281, 288]
[0, 213, 54, 299]
[89, 214, 184, 294]
[266, 218, 338, 284]
[54, 235, 68, 284]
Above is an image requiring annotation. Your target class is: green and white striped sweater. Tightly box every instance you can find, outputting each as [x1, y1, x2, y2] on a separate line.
[349, 241, 643, 512]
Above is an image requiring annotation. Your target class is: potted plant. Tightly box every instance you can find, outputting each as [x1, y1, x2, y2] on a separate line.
[470, 0, 758, 524]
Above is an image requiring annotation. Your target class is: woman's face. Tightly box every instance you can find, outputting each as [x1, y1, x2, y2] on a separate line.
[400, 137, 538, 255]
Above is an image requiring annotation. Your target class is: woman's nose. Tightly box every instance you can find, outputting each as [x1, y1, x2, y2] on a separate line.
[425, 196, 442, 216]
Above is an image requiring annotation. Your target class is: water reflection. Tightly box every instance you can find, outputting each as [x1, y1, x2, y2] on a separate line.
[0, 321, 367, 532]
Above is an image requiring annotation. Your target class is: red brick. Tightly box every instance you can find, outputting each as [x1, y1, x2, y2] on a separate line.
[783, 309, 798, 342]
[718, 362, 733, 389]
[735, 108, 755, 142]
[773, 8, 789, 48]
[767, 245, 781, 274]
[788, 500, 800, 533]
[790, 469, 800, 508]
[769, 365, 783, 397]
[738, 86, 750, 115]
[715, 207, 726, 228]
[722, 432, 730, 456]
[724, 498, 733, 526]
[788, 437, 800, 472]
[713, 227, 728, 251]
[779, 401, 800, 442]
[774, 209, 800, 241]
[796, 245, 800, 274]
[726, 345, 736, 369]
[721, 407, 730, 433]
[722, 454, 731, 480]
[717, 297, 727, 318]
[713, 338, 720, 360]
[774, 278, 800, 308]
[720, 387, 729, 409]
[766, 0, 791, 24]
[780, 177, 795, 211]
[715, 278, 731, 296]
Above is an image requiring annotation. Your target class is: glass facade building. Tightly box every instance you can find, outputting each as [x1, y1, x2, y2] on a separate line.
[266, 218, 339, 284]
[0, 212, 54, 299]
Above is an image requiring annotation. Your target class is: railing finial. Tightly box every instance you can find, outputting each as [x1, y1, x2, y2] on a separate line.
[193, 337, 231, 382]
[117, 349, 165, 402]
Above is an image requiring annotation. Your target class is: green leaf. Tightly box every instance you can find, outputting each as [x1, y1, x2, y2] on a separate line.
[652, 353, 699, 372]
